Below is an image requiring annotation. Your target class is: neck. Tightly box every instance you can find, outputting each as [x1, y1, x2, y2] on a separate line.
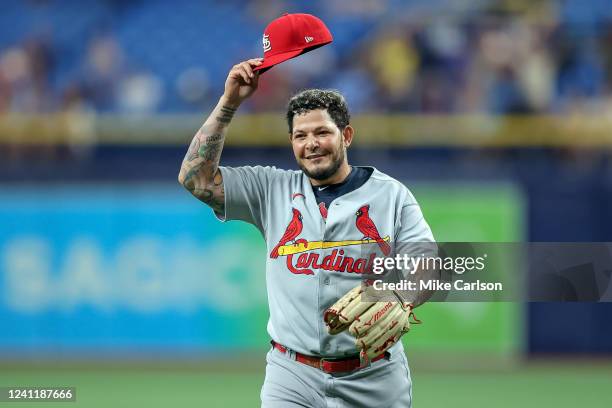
[310, 162, 352, 187]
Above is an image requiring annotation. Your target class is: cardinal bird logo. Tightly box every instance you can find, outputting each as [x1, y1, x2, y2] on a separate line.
[270, 208, 307, 258]
[356, 204, 391, 256]
[318, 202, 328, 220]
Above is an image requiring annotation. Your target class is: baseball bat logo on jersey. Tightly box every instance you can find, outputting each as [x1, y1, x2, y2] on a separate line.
[270, 205, 391, 275]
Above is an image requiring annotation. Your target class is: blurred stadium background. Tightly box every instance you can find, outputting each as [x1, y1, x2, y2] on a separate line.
[1, 0, 612, 407]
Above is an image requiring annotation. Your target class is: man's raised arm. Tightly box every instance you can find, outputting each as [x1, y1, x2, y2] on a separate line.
[178, 58, 262, 214]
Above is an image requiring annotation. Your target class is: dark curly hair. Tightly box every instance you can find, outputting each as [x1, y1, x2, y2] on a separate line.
[286, 89, 350, 134]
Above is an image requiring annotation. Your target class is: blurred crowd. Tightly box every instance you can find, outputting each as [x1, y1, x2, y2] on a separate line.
[0, 0, 611, 115]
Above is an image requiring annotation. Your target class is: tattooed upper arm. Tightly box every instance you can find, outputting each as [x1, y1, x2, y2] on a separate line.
[179, 160, 225, 214]
[190, 168, 225, 215]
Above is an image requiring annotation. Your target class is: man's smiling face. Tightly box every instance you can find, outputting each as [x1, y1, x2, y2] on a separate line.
[290, 109, 347, 182]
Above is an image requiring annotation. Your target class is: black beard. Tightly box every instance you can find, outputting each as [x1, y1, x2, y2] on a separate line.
[299, 148, 345, 181]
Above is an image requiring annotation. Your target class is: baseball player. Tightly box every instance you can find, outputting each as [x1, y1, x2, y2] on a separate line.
[178, 59, 436, 407]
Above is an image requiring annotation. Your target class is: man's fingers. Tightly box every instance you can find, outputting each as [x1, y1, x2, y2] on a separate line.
[232, 65, 251, 84]
[240, 62, 255, 78]
[228, 59, 263, 85]
[251, 71, 260, 87]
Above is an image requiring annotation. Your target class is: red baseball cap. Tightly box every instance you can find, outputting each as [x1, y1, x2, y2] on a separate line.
[254, 13, 333, 74]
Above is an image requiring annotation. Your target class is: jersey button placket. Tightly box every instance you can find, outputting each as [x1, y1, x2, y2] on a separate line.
[320, 200, 332, 355]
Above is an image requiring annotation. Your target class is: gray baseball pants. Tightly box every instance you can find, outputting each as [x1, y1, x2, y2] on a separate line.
[260, 346, 413, 407]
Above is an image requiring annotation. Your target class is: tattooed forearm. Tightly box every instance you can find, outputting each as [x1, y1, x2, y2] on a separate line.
[216, 105, 236, 124]
[200, 138, 222, 162]
[179, 100, 237, 212]
[183, 129, 224, 162]
[185, 137, 202, 162]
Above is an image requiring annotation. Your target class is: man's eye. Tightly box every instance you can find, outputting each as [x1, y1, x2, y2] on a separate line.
[294, 134, 306, 139]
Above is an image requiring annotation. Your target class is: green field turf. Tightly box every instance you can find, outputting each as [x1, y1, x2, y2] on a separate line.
[1, 362, 611, 408]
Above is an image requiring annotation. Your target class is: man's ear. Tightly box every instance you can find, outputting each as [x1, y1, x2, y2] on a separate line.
[342, 125, 354, 147]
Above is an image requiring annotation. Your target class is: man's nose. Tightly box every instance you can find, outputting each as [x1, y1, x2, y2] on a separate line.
[306, 134, 319, 150]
